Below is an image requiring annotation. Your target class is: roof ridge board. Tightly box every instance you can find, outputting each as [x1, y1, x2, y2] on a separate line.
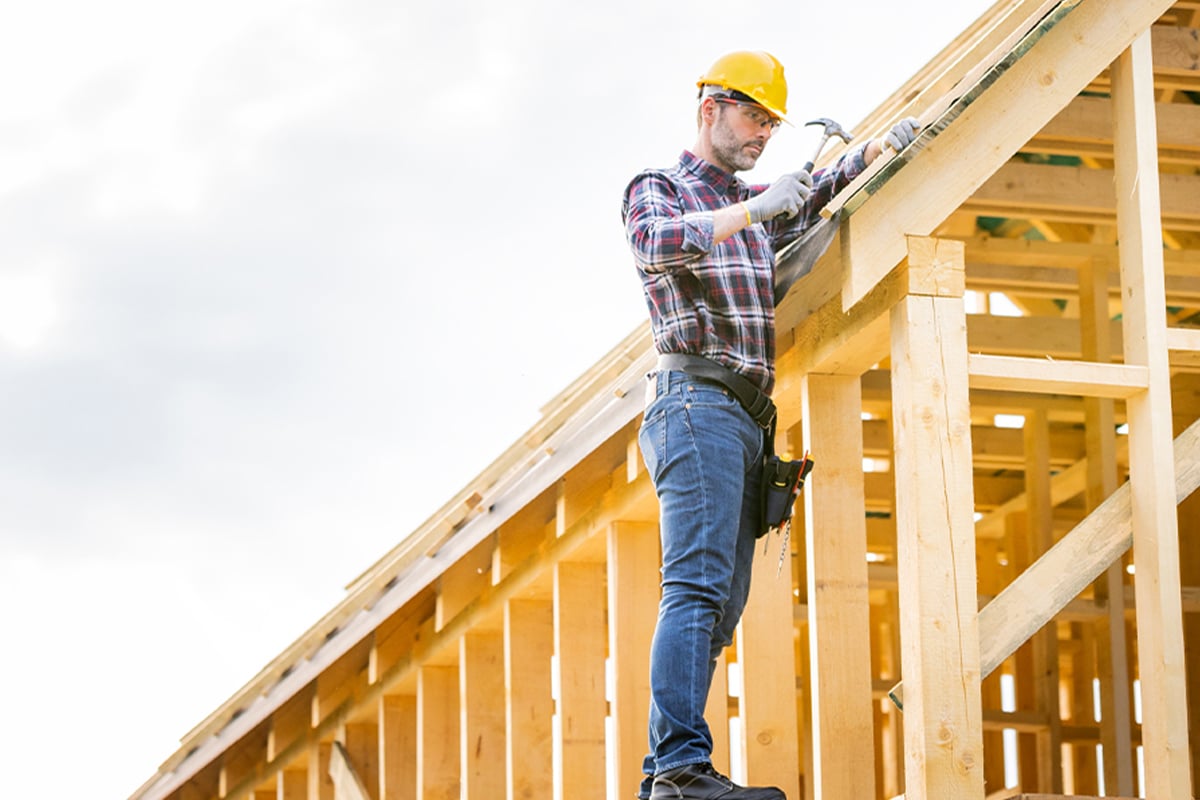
[828, 0, 1081, 219]
[839, 0, 1065, 171]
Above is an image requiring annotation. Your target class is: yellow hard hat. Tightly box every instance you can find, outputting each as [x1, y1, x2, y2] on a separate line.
[697, 50, 788, 122]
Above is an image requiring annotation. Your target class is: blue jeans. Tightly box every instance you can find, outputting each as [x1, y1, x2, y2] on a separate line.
[638, 369, 765, 776]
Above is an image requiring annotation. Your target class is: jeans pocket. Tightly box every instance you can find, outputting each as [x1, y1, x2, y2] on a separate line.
[638, 412, 666, 483]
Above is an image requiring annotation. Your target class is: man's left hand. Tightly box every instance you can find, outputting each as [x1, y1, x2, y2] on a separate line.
[882, 117, 921, 153]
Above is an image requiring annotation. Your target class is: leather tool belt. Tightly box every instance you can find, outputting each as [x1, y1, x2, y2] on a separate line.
[653, 353, 813, 539]
[655, 353, 776, 429]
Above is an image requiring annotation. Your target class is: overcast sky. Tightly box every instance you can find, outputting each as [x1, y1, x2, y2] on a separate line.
[0, 1, 996, 796]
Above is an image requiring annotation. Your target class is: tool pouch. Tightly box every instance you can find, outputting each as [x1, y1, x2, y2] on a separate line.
[758, 452, 814, 538]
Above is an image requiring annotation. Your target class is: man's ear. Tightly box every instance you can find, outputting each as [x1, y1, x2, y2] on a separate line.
[698, 96, 718, 128]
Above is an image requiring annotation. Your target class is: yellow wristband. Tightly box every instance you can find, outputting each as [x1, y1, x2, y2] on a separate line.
[742, 202, 753, 226]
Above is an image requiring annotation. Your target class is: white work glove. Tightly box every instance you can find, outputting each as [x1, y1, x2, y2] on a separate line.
[743, 170, 814, 223]
[882, 116, 921, 153]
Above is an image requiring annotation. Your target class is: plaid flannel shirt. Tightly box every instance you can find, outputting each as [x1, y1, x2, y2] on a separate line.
[622, 147, 867, 395]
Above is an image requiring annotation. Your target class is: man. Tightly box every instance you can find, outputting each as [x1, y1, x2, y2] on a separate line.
[621, 50, 919, 800]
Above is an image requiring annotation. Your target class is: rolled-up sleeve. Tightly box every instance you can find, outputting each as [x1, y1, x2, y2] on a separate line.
[622, 171, 713, 274]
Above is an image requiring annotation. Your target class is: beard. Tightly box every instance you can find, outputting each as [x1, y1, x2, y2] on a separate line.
[710, 107, 765, 172]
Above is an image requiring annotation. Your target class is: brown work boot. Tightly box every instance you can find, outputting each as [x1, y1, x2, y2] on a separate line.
[649, 763, 785, 799]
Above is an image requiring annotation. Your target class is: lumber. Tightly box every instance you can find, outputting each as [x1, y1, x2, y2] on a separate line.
[417, 666, 458, 800]
[962, 161, 1200, 231]
[378, 695, 416, 800]
[888, 238, 983, 799]
[890, 415, 1200, 709]
[838, 0, 1176, 308]
[1111, 31, 1193, 798]
[504, 599, 554, 800]
[967, 354, 1148, 399]
[328, 742, 372, 800]
[801, 374, 875, 800]
[606, 521, 659, 798]
[553, 561, 607, 795]
[460, 632, 505, 799]
[738, 535, 802, 798]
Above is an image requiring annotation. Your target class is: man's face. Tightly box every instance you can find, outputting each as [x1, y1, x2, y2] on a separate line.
[709, 98, 778, 173]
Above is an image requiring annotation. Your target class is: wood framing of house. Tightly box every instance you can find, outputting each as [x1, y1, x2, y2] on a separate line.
[129, 1, 1200, 798]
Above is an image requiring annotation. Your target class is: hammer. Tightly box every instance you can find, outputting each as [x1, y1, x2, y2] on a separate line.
[802, 117, 853, 172]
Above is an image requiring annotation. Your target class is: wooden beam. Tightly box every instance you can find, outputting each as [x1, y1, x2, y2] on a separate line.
[1111, 32, 1194, 799]
[276, 768, 305, 800]
[460, 632, 505, 799]
[801, 373, 876, 799]
[962, 161, 1200, 231]
[1024, 410, 1063, 792]
[328, 742, 371, 800]
[890, 415, 1200, 709]
[1027, 94, 1200, 164]
[417, 666, 459, 800]
[839, 0, 1176, 307]
[967, 354, 1148, 399]
[1079, 258, 1135, 796]
[308, 742, 333, 800]
[606, 522, 659, 799]
[504, 598, 554, 800]
[1168, 327, 1200, 369]
[378, 696, 416, 800]
[337, 723, 378, 800]
[888, 237, 984, 799]
[553, 561, 607, 795]
[738, 535, 802, 798]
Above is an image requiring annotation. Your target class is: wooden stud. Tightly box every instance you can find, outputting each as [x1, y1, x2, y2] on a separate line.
[505, 598, 554, 800]
[328, 742, 371, 800]
[1111, 30, 1193, 800]
[417, 665, 460, 800]
[553, 560, 607, 798]
[277, 769, 305, 800]
[307, 742, 333, 800]
[705, 650, 732, 778]
[378, 695, 416, 800]
[606, 521, 659, 797]
[1024, 409, 1063, 792]
[737, 541, 801, 799]
[460, 631, 506, 799]
[339, 723, 378, 799]
[1079, 257, 1136, 796]
[888, 237, 984, 799]
[800, 373, 876, 799]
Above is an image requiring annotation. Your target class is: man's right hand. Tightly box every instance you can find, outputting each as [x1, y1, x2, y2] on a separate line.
[743, 171, 814, 223]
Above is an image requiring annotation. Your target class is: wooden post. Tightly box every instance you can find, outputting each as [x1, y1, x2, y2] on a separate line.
[277, 769, 306, 800]
[460, 631, 506, 799]
[1024, 409, 1062, 792]
[553, 560, 607, 799]
[1111, 30, 1194, 800]
[889, 237, 984, 799]
[607, 521, 659, 797]
[329, 741, 372, 800]
[505, 598, 554, 800]
[417, 665, 460, 800]
[737, 540, 801, 799]
[308, 742, 334, 800]
[378, 695, 416, 800]
[800, 373, 876, 800]
[705, 650, 732, 777]
[1079, 256, 1135, 796]
[338, 723, 378, 800]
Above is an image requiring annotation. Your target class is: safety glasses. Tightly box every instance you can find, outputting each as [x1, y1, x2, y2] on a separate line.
[712, 97, 782, 131]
